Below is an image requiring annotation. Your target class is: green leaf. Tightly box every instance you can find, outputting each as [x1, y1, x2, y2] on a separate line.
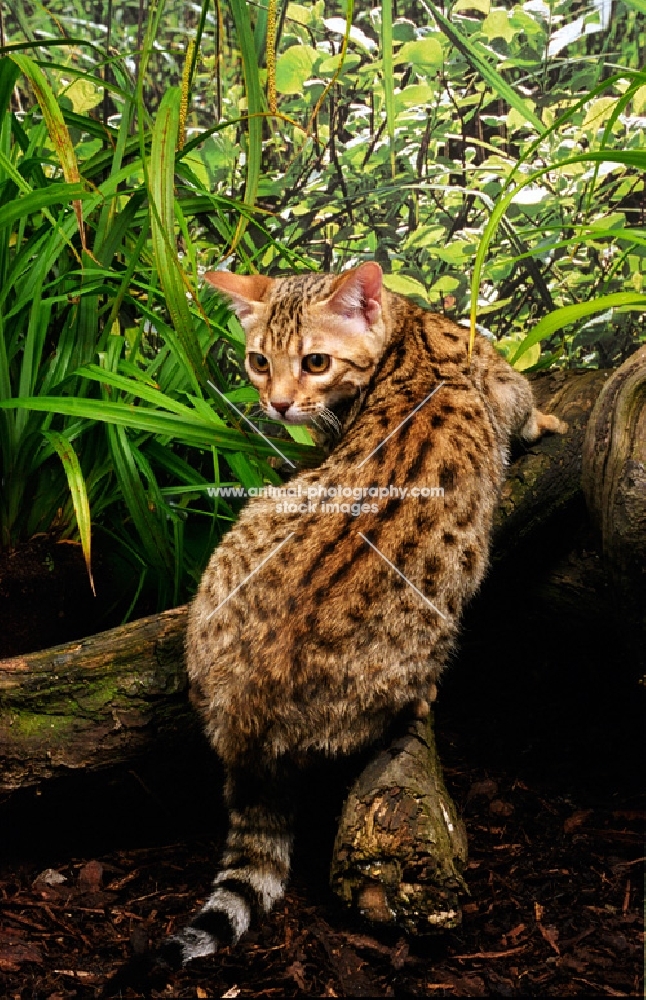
[434, 239, 474, 264]
[453, 0, 490, 12]
[496, 337, 540, 370]
[9, 53, 86, 245]
[0, 57, 20, 116]
[0, 397, 320, 463]
[229, 0, 264, 244]
[286, 3, 315, 26]
[507, 102, 536, 132]
[430, 274, 460, 294]
[64, 77, 103, 114]
[395, 37, 443, 72]
[383, 273, 430, 300]
[582, 97, 620, 130]
[589, 212, 626, 230]
[392, 19, 417, 42]
[395, 84, 436, 112]
[481, 9, 516, 43]
[632, 84, 646, 115]
[285, 424, 314, 445]
[318, 53, 362, 75]
[422, 0, 544, 133]
[275, 45, 317, 94]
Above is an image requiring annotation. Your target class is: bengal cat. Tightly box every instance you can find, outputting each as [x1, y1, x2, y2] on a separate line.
[169, 262, 566, 963]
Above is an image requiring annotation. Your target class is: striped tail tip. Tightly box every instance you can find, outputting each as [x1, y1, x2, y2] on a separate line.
[169, 867, 287, 966]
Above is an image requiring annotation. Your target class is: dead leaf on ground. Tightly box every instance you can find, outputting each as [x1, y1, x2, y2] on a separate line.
[391, 937, 409, 970]
[431, 973, 487, 996]
[557, 954, 589, 972]
[32, 868, 66, 887]
[78, 859, 103, 891]
[287, 959, 307, 990]
[468, 779, 498, 800]
[489, 799, 514, 817]
[564, 809, 593, 834]
[0, 936, 43, 970]
[502, 922, 526, 945]
[538, 922, 560, 954]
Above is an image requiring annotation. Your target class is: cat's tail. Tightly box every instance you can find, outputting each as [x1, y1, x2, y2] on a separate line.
[165, 764, 295, 965]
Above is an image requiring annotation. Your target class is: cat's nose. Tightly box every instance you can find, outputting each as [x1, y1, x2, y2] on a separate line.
[272, 401, 292, 415]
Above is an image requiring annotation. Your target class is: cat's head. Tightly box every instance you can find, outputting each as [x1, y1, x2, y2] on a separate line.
[204, 263, 388, 433]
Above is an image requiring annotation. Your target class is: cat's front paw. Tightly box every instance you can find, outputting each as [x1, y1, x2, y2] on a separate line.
[537, 411, 569, 436]
[521, 409, 569, 443]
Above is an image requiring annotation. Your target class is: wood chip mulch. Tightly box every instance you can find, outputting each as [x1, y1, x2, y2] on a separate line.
[0, 755, 642, 999]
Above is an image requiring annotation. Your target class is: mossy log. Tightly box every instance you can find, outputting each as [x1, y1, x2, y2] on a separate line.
[1, 363, 643, 934]
[0, 606, 190, 794]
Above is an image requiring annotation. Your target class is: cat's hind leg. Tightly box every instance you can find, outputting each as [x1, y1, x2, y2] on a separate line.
[164, 761, 295, 966]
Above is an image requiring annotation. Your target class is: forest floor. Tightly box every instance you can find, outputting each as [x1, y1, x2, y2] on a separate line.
[0, 716, 642, 999]
[0, 539, 643, 998]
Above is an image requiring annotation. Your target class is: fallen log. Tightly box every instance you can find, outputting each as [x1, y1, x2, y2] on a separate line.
[582, 346, 646, 669]
[2, 363, 642, 935]
[330, 714, 468, 933]
[0, 606, 190, 794]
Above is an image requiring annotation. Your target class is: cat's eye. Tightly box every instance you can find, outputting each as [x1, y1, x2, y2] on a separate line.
[302, 353, 331, 374]
[248, 352, 270, 374]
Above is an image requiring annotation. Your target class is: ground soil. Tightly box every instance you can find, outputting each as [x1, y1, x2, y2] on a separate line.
[0, 536, 128, 660]
[0, 540, 643, 998]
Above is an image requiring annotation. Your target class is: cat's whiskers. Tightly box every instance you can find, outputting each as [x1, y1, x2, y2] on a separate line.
[316, 406, 342, 438]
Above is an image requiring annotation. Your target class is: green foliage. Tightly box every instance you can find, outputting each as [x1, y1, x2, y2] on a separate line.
[0, 16, 316, 614]
[1, 0, 645, 619]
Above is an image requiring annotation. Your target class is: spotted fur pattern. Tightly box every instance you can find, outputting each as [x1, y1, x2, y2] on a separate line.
[172, 264, 566, 961]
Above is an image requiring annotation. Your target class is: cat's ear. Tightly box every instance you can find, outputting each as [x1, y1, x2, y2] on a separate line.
[204, 271, 272, 320]
[327, 262, 383, 327]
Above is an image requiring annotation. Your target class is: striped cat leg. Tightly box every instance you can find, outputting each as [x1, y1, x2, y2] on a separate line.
[167, 763, 295, 965]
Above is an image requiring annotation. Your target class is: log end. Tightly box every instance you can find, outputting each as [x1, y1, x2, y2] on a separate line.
[330, 718, 468, 935]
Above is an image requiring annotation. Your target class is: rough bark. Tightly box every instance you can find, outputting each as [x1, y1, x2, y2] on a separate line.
[330, 715, 468, 933]
[581, 346, 646, 668]
[0, 363, 641, 934]
[493, 368, 608, 550]
[0, 606, 190, 794]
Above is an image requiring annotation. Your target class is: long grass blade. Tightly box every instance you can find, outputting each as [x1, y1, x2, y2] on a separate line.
[0, 183, 89, 231]
[381, 0, 396, 180]
[9, 53, 87, 249]
[470, 148, 646, 356]
[0, 58, 19, 115]
[0, 396, 322, 462]
[149, 87, 205, 384]
[509, 293, 646, 365]
[229, 0, 263, 255]
[43, 430, 95, 593]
